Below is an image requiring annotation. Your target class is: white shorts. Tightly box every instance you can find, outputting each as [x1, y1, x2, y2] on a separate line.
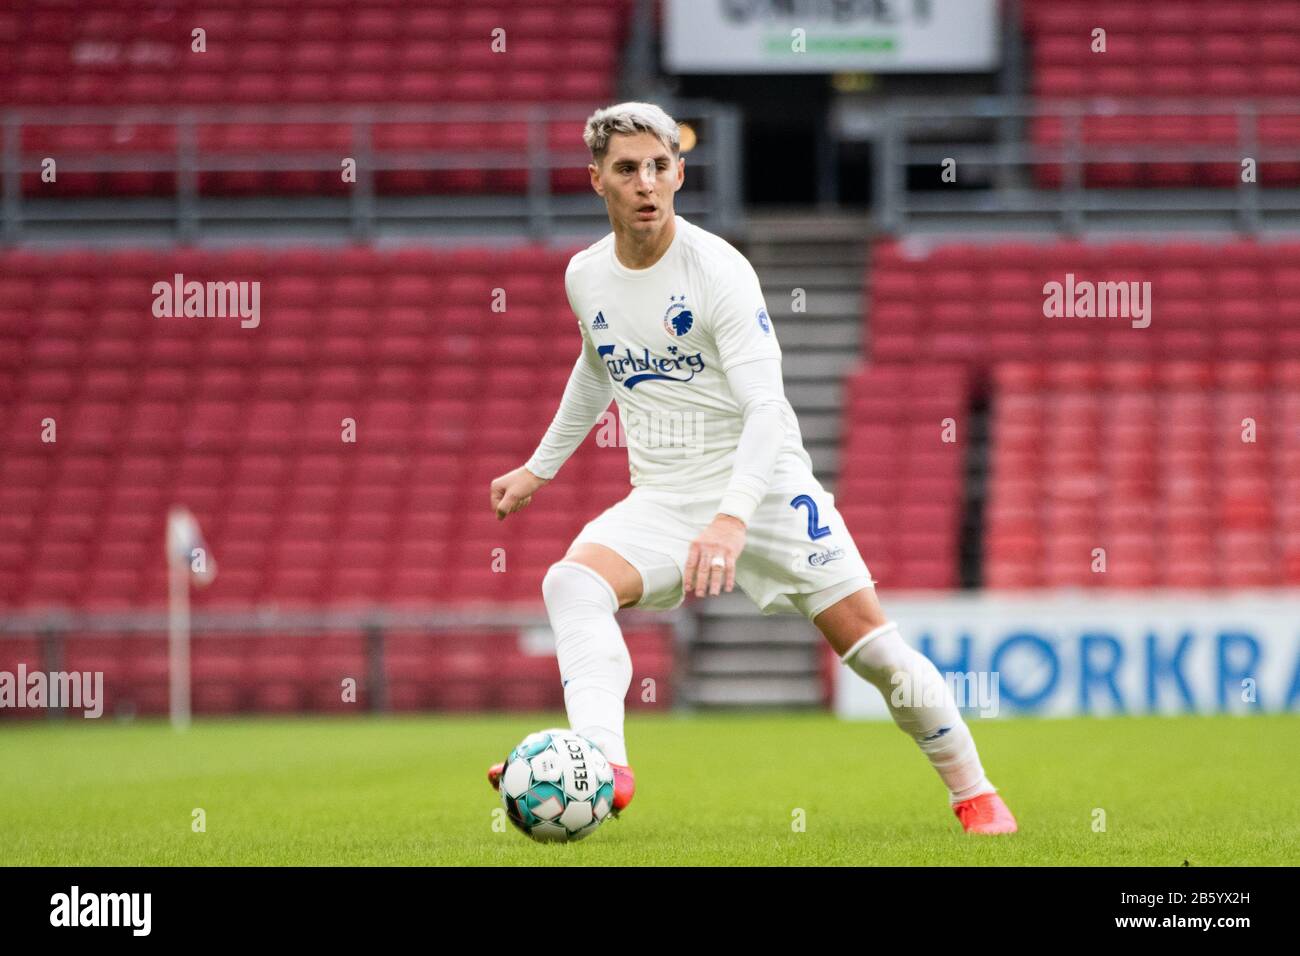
[570, 479, 874, 620]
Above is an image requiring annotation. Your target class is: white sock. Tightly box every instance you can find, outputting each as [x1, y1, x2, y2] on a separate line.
[543, 561, 632, 765]
[841, 623, 997, 804]
[948, 776, 998, 805]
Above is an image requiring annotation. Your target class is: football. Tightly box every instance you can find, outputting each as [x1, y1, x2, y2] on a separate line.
[499, 728, 616, 842]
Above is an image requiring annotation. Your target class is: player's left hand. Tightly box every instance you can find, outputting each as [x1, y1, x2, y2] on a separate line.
[685, 514, 747, 598]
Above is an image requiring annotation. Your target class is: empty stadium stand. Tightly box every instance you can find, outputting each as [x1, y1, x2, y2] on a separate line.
[1026, 1, 1300, 99]
[2, 2, 627, 106]
[2, 0, 631, 198]
[864, 237, 1300, 590]
[7, 0, 1299, 721]
[0, 626, 675, 717]
[1024, 0, 1300, 187]
[985, 358, 1300, 589]
[0, 243, 677, 716]
[838, 363, 968, 591]
[869, 238, 1300, 369]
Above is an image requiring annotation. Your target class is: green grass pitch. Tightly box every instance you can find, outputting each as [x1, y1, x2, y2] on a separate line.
[2, 712, 1296, 866]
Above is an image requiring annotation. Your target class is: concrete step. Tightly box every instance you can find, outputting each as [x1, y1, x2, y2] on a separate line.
[753, 265, 865, 289]
[797, 410, 842, 443]
[769, 318, 862, 348]
[678, 220, 868, 709]
[692, 608, 823, 637]
[799, 447, 839, 479]
[684, 675, 825, 707]
[741, 210, 873, 243]
[751, 255, 864, 274]
[691, 630, 822, 648]
[767, 310, 862, 329]
[744, 245, 867, 260]
[691, 646, 820, 675]
[781, 350, 861, 381]
[785, 379, 845, 411]
[814, 457, 843, 489]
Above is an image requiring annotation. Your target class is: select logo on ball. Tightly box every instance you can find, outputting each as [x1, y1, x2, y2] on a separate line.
[499, 729, 615, 841]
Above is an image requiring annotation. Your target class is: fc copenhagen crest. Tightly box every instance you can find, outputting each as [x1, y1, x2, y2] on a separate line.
[663, 294, 694, 337]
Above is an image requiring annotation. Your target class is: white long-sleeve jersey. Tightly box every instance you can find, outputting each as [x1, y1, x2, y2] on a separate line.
[524, 215, 816, 525]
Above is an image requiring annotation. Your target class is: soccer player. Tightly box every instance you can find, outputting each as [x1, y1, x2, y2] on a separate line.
[488, 102, 1016, 834]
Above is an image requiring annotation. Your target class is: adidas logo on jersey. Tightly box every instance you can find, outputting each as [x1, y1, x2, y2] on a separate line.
[592, 311, 608, 330]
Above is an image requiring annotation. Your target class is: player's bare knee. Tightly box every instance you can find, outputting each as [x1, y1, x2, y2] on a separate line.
[559, 544, 643, 608]
[812, 583, 888, 652]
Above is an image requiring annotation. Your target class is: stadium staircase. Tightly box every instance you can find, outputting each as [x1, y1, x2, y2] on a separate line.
[680, 212, 872, 709]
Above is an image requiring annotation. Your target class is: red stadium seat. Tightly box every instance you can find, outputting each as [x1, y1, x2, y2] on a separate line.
[1024, 1, 1300, 187]
[1, 2, 635, 197]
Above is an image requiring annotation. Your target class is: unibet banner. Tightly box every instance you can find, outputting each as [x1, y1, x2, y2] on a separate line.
[665, 0, 1000, 74]
[835, 593, 1300, 719]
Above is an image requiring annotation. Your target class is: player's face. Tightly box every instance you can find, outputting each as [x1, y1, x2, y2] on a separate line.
[590, 132, 684, 234]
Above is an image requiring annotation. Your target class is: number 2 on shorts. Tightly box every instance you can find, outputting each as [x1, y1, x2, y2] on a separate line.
[790, 494, 831, 541]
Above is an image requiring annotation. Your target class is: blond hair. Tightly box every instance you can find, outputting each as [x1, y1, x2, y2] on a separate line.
[583, 101, 680, 164]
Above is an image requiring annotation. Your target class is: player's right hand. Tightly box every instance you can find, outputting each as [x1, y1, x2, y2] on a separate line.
[490, 466, 549, 521]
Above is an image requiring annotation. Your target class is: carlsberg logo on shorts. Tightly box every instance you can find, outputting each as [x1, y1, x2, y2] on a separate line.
[808, 546, 845, 567]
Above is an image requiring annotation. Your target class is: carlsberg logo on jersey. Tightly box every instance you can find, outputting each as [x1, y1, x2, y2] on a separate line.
[597, 344, 706, 389]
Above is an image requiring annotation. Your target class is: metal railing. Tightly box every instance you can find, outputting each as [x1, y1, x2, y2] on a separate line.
[0, 605, 696, 718]
[871, 96, 1300, 235]
[0, 100, 744, 243]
